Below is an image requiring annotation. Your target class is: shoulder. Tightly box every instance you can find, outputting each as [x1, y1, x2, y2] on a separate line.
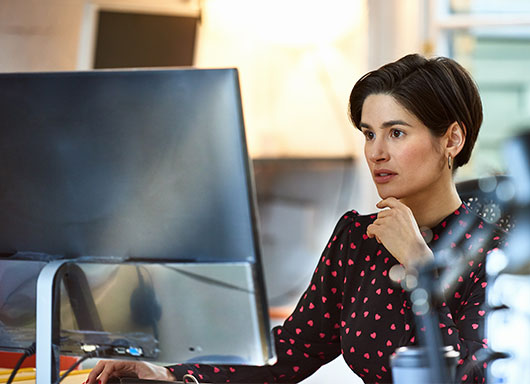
[334, 210, 377, 231]
[323, 210, 378, 260]
[468, 209, 510, 251]
[443, 208, 510, 259]
[327, 210, 378, 244]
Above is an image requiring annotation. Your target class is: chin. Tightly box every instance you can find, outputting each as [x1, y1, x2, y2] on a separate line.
[375, 186, 407, 200]
[376, 186, 396, 199]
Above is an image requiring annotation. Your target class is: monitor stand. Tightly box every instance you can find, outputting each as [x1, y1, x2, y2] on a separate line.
[36, 260, 104, 384]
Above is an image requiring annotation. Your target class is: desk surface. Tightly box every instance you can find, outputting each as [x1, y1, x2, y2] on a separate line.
[0, 368, 89, 384]
[0, 369, 184, 384]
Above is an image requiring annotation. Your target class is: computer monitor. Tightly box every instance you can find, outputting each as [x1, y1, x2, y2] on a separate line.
[0, 68, 275, 370]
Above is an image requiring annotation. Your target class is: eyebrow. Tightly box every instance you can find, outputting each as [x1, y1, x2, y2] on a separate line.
[359, 120, 412, 129]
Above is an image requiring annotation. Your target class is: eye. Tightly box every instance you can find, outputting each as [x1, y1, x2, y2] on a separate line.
[390, 128, 404, 138]
[363, 130, 375, 141]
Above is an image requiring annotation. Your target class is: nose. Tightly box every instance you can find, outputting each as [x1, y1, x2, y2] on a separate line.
[366, 137, 389, 163]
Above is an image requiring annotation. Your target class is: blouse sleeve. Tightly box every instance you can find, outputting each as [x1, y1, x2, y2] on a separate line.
[166, 211, 358, 383]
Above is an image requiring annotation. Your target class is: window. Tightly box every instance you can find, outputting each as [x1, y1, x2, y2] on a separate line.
[433, 0, 530, 179]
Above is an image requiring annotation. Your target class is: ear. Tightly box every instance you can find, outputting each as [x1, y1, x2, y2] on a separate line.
[445, 121, 466, 158]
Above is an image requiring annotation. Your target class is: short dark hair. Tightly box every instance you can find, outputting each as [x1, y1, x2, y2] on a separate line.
[348, 53, 483, 169]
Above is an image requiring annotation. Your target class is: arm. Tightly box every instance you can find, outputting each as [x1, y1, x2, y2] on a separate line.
[85, 212, 356, 384]
[166, 212, 357, 383]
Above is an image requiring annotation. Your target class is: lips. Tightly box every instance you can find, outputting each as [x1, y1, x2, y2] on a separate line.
[373, 169, 397, 183]
[374, 169, 396, 177]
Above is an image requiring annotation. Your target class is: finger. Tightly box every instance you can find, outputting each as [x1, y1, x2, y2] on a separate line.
[366, 223, 384, 240]
[86, 362, 105, 384]
[98, 365, 116, 384]
[376, 197, 401, 210]
[376, 209, 392, 219]
[90, 361, 118, 384]
[366, 224, 376, 238]
[99, 371, 110, 384]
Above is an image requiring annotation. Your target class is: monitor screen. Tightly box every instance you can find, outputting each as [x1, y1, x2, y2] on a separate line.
[0, 68, 259, 263]
[0, 68, 274, 366]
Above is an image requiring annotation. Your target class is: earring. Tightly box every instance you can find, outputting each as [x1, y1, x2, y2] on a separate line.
[448, 155, 453, 170]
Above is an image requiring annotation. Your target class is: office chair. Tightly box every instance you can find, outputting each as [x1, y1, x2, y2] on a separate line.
[456, 175, 515, 233]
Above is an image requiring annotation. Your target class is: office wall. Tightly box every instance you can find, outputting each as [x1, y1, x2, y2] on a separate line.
[193, 0, 368, 158]
[0, 0, 82, 71]
[0, 0, 371, 159]
[0, 0, 202, 71]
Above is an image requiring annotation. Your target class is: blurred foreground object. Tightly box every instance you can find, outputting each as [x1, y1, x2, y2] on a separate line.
[486, 132, 530, 383]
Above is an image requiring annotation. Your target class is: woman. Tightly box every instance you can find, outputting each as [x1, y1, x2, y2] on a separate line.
[86, 54, 508, 384]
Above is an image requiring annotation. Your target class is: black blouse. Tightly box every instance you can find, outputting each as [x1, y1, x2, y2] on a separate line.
[168, 203, 508, 383]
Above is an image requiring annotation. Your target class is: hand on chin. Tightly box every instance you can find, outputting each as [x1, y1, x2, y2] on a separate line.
[366, 197, 433, 269]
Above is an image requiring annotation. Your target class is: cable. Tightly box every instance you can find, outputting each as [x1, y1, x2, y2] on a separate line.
[6, 342, 102, 384]
[56, 345, 114, 384]
[162, 265, 254, 294]
[57, 354, 91, 383]
[182, 374, 200, 383]
[6, 342, 36, 384]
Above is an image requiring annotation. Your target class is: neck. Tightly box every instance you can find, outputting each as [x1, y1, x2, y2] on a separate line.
[401, 177, 462, 229]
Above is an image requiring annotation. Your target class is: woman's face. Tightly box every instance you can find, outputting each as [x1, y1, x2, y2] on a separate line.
[360, 93, 447, 202]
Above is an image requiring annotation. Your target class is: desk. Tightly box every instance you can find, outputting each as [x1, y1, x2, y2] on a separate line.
[0, 368, 89, 384]
[0, 370, 189, 384]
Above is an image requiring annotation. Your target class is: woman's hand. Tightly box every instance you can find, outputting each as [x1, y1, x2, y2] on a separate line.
[366, 197, 433, 270]
[85, 360, 176, 384]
